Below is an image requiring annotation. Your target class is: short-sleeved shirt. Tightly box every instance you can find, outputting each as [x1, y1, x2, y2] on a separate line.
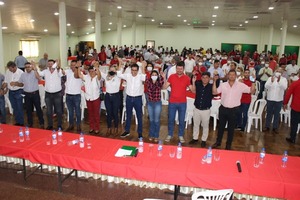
[0, 74, 4, 95]
[168, 74, 191, 103]
[217, 81, 251, 108]
[194, 81, 213, 109]
[65, 69, 82, 95]
[18, 71, 39, 92]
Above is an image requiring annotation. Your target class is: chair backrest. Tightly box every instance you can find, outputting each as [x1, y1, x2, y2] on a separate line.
[191, 189, 233, 200]
[161, 89, 169, 105]
[186, 97, 195, 112]
[252, 99, 267, 115]
[248, 95, 257, 114]
[255, 81, 260, 96]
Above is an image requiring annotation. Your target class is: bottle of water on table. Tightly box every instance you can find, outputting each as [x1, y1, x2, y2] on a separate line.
[157, 140, 163, 157]
[57, 128, 63, 142]
[79, 132, 85, 148]
[25, 126, 30, 141]
[19, 128, 24, 142]
[281, 150, 288, 168]
[206, 146, 212, 164]
[138, 137, 144, 153]
[259, 147, 266, 164]
[52, 130, 57, 145]
[176, 142, 182, 159]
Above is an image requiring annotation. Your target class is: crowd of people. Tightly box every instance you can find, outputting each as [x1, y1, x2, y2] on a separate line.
[0, 45, 299, 150]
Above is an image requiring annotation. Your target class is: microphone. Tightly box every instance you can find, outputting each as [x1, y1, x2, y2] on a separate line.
[236, 161, 242, 173]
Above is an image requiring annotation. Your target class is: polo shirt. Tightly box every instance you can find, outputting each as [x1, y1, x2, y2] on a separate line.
[168, 74, 191, 103]
[284, 79, 300, 112]
[18, 71, 39, 92]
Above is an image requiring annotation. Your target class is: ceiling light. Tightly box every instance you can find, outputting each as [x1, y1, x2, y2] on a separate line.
[167, 6, 172, 9]
[212, 24, 215, 26]
[268, 6, 274, 10]
[151, 19, 155, 22]
[177, 14, 181, 17]
[86, 32, 89, 35]
[212, 15, 217, 17]
[187, 23, 191, 26]
[214, 6, 219, 9]
[280, 27, 282, 30]
[109, 22, 112, 25]
[54, 12, 59, 16]
[138, 14, 142, 17]
[67, 23, 71, 26]
[212, 20, 215, 23]
[2, 26, 7, 29]
[117, 6, 122, 9]
[245, 20, 249, 23]
[160, 22, 163, 25]
[123, 25, 126, 28]
[87, 18, 92, 22]
[71, 31, 75, 34]
[0, 1, 5, 5]
[44, 29, 48, 32]
[253, 16, 258, 19]
[30, 19, 35, 22]
[239, 24, 243, 27]
[183, 19, 187, 23]
[92, 26, 95, 29]
[108, 28, 111, 31]
[293, 25, 298, 28]
[88, 8, 91, 11]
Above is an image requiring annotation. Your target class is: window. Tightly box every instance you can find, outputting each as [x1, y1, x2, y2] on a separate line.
[19, 40, 39, 58]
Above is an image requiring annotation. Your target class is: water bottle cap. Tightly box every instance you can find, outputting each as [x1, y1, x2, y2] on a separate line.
[139, 137, 143, 141]
[208, 146, 212, 150]
[262, 147, 265, 151]
[178, 142, 181, 146]
[284, 150, 288, 154]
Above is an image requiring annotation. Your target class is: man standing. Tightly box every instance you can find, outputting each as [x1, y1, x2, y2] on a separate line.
[184, 52, 196, 77]
[258, 61, 273, 99]
[65, 60, 83, 132]
[189, 72, 213, 147]
[117, 62, 146, 139]
[208, 60, 225, 83]
[286, 60, 299, 77]
[163, 61, 193, 143]
[15, 50, 28, 71]
[38, 53, 48, 71]
[0, 73, 7, 124]
[14, 62, 44, 128]
[39, 59, 65, 130]
[212, 70, 255, 150]
[284, 71, 300, 144]
[263, 68, 288, 134]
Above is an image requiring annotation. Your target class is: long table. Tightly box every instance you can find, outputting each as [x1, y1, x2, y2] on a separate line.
[0, 124, 299, 199]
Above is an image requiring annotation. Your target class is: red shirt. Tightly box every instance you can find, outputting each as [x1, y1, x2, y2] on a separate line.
[110, 59, 119, 66]
[221, 59, 227, 66]
[83, 59, 94, 67]
[144, 72, 151, 93]
[98, 52, 107, 62]
[284, 79, 300, 112]
[192, 66, 206, 80]
[240, 79, 252, 104]
[269, 60, 277, 72]
[168, 74, 191, 103]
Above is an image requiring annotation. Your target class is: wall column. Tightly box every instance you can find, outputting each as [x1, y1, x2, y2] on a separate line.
[117, 17, 122, 47]
[95, 11, 102, 51]
[279, 19, 288, 56]
[58, 1, 67, 68]
[267, 24, 274, 52]
[132, 21, 136, 47]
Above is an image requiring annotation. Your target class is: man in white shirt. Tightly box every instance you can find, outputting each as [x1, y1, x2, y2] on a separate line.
[39, 59, 65, 130]
[65, 60, 83, 132]
[263, 67, 288, 134]
[4, 61, 24, 126]
[286, 60, 300, 77]
[208, 60, 225, 83]
[117, 62, 146, 139]
[184, 52, 196, 77]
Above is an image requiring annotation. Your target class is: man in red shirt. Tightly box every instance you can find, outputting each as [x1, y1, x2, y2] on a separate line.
[163, 61, 193, 143]
[284, 72, 300, 144]
[98, 47, 107, 64]
[237, 69, 252, 131]
[269, 57, 278, 72]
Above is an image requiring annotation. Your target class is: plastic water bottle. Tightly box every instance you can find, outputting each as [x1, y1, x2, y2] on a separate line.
[67, 139, 79, 146]
[176, 142, 182, 159]
[57, 128, 63, 142]
[19, 128, 24, 142]
[52, 130, 57, 145]
[138, 137, 144, 153]
[281, 150, 288, 168]
[206, 147, 213, 164]
[157, 140, 163, 157]
[25, 126, 30, 141]
[79, 132, 85, 148]
[259, 147, 266, 164]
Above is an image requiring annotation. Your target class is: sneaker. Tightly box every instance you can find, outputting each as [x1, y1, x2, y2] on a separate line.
[121, 131, 130, 138]
[165, 135, 172, 142]
[189, 139, 198, 145]
[179, 136, 185, 143]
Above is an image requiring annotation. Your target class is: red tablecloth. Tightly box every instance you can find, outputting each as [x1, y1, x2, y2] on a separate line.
[0, 124, 299, 199]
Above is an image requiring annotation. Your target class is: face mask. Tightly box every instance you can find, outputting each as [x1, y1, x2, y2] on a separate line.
[151, 76, 158, 81]
[261, 62, 265, 65]
[265, 64, 269, 68]
[198, 62, 203, 66]
[203, 58, 207, 61]
[236, 71, 241, 76]
[291, 76, 299, 81]
[147, 67, 152, 72]
[108, 71, 116, 76]
[224, 57, 228, 59]
[274, 72, 281, 78]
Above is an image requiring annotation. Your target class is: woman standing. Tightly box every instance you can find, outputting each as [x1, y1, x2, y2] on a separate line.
[101, 62, 122, 136]
[75, 61, 101, 134]
[145, 70, 164, 142]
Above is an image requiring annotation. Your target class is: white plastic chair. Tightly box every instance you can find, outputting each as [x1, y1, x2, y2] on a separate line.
[161, 89, 169, 105]
[185, 97, 195, 128]
[38, 84, 46, 108]
[247, 95, 257, 114]
[4, 93, 13, 115]
[210, 99, 221, 131]
[246, 99, 267, 133]
[121, 103, 138, 125]
[80, 91, 87, 120]
[255, 80, 260, 96]
[279, 95, 292, 127]
[191, 189, 233, 200]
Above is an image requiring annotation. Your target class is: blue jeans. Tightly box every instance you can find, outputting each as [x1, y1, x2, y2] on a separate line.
[168, 103, 186, 137]
[105, 92, 120, 128]
[125, 95, 143, 137]
[0, 96, 6, 123]
[147, 101, 162, 138]
[265, 100, 282, 129]
[9, 89, 24, 124]
[45, 91, 62, 128]
[237, 103, 250, 129]
[66, 94, 81, 126]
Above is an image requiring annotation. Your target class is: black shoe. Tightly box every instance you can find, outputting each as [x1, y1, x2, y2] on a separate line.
[225, 144, 231, 150]
[286, 137, 296, 144]
[46, 126, 53, 130]
[120, 131, 130, 138]
[189, 139, 198, 145]
[240, 128, 245, 132]
[272, 128, 279, 134]
[201, 141, 206, 148]
[263, 127, 270, 132]
[212, 142, 221, 149]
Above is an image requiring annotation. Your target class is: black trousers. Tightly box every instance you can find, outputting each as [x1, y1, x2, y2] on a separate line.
[290, 109, 300, 140]
[216, 105, 239, 147]
[24, 91, 44, 126]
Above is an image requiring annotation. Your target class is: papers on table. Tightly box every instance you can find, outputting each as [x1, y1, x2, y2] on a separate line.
[115, 146, 138, 157]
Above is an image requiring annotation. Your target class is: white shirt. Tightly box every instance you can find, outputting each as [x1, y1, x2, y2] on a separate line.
[65, 69, 82, 95]
[265, 76, 288, 102]
[39, 68, 63, 93]
[101, 72, 121, 94]
[5, 68, 24, 90]
[82, 74, 100, 101]
[221, 64, 230, 74]
[184, 58, 195, 73]
[286, 64, 300, 76]
[117, 71, 145, 96]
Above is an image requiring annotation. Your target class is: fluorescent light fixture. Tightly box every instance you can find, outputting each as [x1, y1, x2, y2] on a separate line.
[212, 24, 215, 26]
[86, 32, 89, 35]
[177, 14, 181, 17]
[160, 22, 163, 25]
[151, 19, 155, 22]
[268, 6, 274, 10]
[109, 22, 112, 25]
[43, 29, 48, 32]
[167, 6, 172, 9]
[67, 23, 71, 26]
[138, 14, 142, 17]
[2, 26, 7, 29]
[187, 23, 191, 26]
[0, 1, 5, 5]
[293, 25, 298, 28]
[30, 19, 35, 22]
[87, 18, 92, 22]
[123, 25, 126, 28]
[212, 20, 215, 23]
[54, 12, 59, 16]
[214, 6, 219, 9]
[71, 31, 75, 34]
[108, 28, 111, 31]
[253, 16, 258, 19]
[245, 20, 249, 23]
[88, 8, 91, 11]
[183, 19, 187, 22]
[212, 14, 217, 17]
[239, 24, 243, 26]
[117, 6, 122, 9]
[280, 28, 282, 30]
[92, 26, 95, 29]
